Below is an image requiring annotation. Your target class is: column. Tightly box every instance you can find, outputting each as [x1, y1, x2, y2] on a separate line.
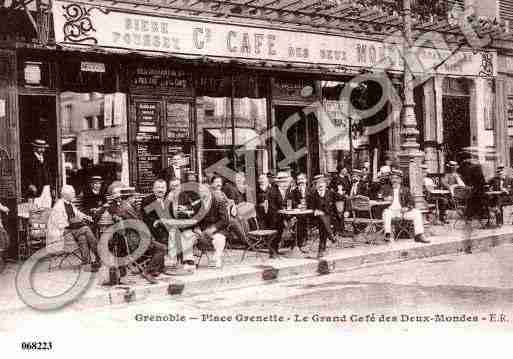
[434, 76, 444, 171]
[422, 78, 438, 173]
[495, 76, 508, 167]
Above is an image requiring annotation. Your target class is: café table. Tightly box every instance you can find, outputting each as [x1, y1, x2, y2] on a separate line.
[278, 208, 314, 253]
[368, 200, 391, 219]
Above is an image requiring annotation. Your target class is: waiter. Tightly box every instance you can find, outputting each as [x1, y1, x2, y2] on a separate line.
[25, 139, 53, 207]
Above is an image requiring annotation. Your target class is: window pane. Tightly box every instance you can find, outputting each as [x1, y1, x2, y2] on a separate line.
[196, 75, 233, 180]
[60, 91, 128, 195]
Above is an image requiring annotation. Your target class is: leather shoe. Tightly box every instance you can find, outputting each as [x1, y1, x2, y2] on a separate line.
[414, 234, 430, 244]
[384, 233, 392, 242]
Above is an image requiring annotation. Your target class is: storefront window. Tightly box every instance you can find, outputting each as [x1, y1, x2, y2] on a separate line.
[196, 74, 269, 182]
[60, 92, 129, 195]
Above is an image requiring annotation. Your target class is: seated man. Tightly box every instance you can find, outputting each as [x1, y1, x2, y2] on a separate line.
[487, 166, 513, 226]
[165, 177, 202, 273]
[82, 176, 107, 217]
[288, 173, 310, 254]
[382, 170, 430, 244]
[422, 164, 449, 224]
[178, 176, 228, 269]
[108, 185, 166, 284]
[223, 171, 247, 205]
[441, 161, 465, 195]
[47, 185, 101, 271]
[308, 174, 338, 258]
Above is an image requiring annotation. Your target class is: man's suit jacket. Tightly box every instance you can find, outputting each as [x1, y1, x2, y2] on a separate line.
[199, 190, 230, 232]
[488, 176, 513, 193]
[441, 172, 465, 189]
[459, 161, 486, 194]
[160, 166, 184, 184]
[25, 154, 51, 195]
[348, 180, 369, 197]
[82, 189, 106, 215]
[267, 185, 290, 227]
[379, 184, 415, 209]
[256, 186, 271, 226]
[222, 182, 247, 204]
[308, 189, 336, 217]
[330, 175, 351, 194]
[140, 194, 170, 244]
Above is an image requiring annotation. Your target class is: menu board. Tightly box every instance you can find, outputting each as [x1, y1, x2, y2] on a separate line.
[135, 100, 162, 193]
[129, 66, 193, 96]
[137, 143, 161, 194]
[166, 102, 191, 140]
[136, 101, 160, 141]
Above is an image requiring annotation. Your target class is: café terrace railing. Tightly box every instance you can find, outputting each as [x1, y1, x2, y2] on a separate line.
[1, 0, 508, 47]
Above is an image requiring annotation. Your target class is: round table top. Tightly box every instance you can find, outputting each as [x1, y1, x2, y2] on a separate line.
[429, 189, 451, 195]
[486, 191, 505, 196]
[278, 209, 314, 216]
[369, 200, 392, 206]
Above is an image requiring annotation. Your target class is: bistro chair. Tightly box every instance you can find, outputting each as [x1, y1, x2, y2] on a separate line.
[452, 186, 471, 229]
[18, 208, 50, 261]
[350, 195, 384, 245]
[236, 202, 278, 262]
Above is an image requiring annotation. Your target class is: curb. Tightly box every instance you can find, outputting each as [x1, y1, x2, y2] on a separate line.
[4, 229, 513, 314]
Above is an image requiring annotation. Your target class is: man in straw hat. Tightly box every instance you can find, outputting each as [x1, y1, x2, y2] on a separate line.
[309, 174, 338, 258]
[487, 165, 513, 226]
[25, 139, 53, 205]
[381, 169, 429, 244]
[441, 160, 465, 196]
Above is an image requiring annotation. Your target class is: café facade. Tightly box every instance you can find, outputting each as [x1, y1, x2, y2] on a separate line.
[0, 1, 502, 219]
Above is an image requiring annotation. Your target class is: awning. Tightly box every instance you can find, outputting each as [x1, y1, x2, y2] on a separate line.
[206, 128, 261, 148]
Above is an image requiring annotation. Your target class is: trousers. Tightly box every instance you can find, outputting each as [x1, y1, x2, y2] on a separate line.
[383, 208, 424, 235]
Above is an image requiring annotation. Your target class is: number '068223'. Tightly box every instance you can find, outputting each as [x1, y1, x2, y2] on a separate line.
[21, 342, 53, 350]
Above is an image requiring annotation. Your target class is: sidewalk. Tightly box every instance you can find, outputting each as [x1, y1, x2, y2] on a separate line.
[1, 223, 513, 315]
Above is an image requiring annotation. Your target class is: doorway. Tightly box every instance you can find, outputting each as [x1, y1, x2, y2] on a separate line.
[442, 96, 471, 162]
[19, 95, 58, 197]
[275, 105, 320, 180]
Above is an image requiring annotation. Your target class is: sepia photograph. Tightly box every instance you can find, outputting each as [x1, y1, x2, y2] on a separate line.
[0, 0, 512, 356]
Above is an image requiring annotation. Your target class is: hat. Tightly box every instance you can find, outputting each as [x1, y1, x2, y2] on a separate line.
[496, 165, 505, 173]
[31, 139, 49, 148]
[352, 169, 363, 176]
[312, 174, 326, 183]
[447, 161, 458, 167]
[90, 175, 103, 182]
[420, 164, 428, 169]
[274, 171, 289, 182]
[391, 169, 403, 177]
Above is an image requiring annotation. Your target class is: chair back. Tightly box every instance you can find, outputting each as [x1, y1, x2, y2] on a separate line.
[351, 195, 373, 219]
[28, 208, 51, 238]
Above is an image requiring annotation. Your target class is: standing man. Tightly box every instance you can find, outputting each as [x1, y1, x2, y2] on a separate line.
[256, 174, 272, 229]
[267, 171, 291, 258]
[289, 173, 310, 254]
[161, 153, 185, 184]
[308, 174, 337, 258]
[25, 139, 53, 207]
[382, 170, 429, 244]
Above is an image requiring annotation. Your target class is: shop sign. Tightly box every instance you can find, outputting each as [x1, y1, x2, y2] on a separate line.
[52, 1, 496, 77]
[80, 61, 106, 73]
